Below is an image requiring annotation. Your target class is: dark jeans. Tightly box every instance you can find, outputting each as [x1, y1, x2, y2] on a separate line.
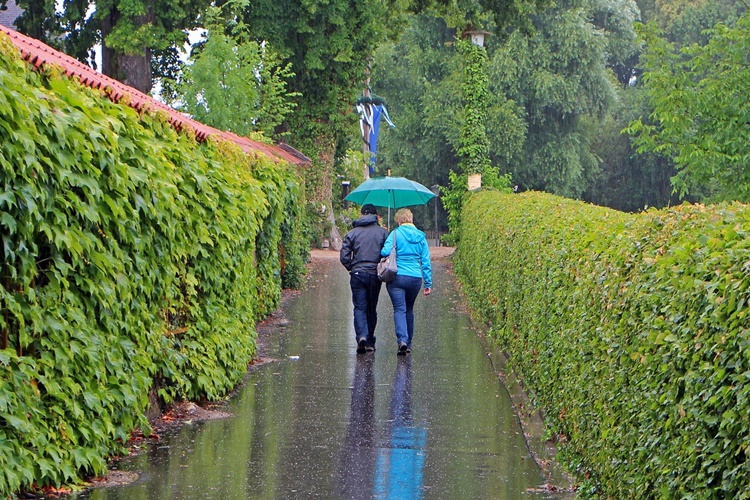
[350, 271, 383, 346]
[386, 275, 423, 346]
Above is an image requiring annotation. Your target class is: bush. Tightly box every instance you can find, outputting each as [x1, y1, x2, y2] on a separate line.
[0, 34, 306, 495]
[455, 190, 750, 498]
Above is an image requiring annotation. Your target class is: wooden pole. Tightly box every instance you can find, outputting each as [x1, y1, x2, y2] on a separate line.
[363, 63, 371, 180]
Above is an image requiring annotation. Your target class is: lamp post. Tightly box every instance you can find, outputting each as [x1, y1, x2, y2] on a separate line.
[430, 184, 440, 247]
[463, 29, 491, 48]
[341, 180, 350, 209]
[459, 28, 491, 191]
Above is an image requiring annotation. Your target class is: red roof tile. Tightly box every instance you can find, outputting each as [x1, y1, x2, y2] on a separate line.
[0, 25, 310, 166]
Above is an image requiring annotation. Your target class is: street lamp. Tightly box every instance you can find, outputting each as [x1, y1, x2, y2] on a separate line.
[341, 180, 350, 209]
[459, 27, 491, 191]
[430, 184, 440, 247]
[463, 29, 491, 48]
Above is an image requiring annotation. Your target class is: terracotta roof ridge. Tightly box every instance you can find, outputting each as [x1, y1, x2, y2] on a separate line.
[0, 25, 310, 166]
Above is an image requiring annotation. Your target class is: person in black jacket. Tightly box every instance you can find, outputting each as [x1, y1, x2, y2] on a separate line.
[340, 204, 388, 353]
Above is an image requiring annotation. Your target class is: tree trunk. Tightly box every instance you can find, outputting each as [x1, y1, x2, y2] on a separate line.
[118, 52, 153, 94]
[99, 5, 154, 95]
[306, 133, 342, 251]
[328, 211, 343, 251]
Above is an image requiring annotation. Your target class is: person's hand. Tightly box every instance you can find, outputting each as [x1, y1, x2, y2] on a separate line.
[423, 287, 431, 296]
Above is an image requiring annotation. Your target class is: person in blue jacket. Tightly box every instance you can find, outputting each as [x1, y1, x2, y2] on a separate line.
[380, 208, 432, 355]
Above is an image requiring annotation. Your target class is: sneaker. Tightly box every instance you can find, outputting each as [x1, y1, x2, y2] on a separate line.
[365, 344, 376, 352]
[405, 345, 411, 354]
[357, 338, 367, 354]
[397, 342, 408, 356]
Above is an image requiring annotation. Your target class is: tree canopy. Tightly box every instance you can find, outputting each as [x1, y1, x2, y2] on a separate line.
[627, 13, 750, 202]
[12, 0, 209, 93]
[11, 0, 750, 221]
[372, 0, 638, 201]
[170, 5, 299, 138]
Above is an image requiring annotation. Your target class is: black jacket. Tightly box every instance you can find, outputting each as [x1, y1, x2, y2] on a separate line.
[340, 215, 388, 273]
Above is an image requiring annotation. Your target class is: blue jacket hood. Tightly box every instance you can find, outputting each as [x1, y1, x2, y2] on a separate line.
[394, 223, 426, 243]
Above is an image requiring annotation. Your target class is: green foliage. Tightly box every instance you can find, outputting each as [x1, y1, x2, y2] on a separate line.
[456, 190, 750, 497]
[412, 0, 551, 36]
[584, 86, 684, 212]
[15, 0, 209, 91]
[441, 167, 511, 245]
[0, 35, 306, 496]
[627, 15, 750, 203]
[371, 14, 525, 235]
[239, 0, 389, 234]
[235, 0, 550, 238]
[586, 0, 747, 212]
[665, 0, 747, 47]
[637, 0, 747, 42]
[457, 39, 491, 176]
[438, 38, 497, 244]
[591, 0, 641, 68]
[489, 0, 625, 197]
[376, 1, 634, 213]
[370, 15, 463, 181]
[172, 4, 300, 138]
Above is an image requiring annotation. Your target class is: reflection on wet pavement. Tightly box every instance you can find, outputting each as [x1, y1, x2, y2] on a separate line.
[81, 255, 566, 499]
[373, 357, 426, 499]
[337, 355, 377, 498]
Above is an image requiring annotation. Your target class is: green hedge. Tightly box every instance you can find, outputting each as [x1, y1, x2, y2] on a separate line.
[455, 190, 750, 498]
[0, 34, 306, 495]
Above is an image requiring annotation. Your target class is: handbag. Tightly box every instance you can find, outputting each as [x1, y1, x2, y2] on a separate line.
[377, 230, 398, 282]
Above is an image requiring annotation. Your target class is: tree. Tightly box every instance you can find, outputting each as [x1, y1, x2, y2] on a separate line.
[370, 14, 464, 187]
[370, 15, 523, 239]
[172, 5, 299, 138]
[13, 0, 209, 94]
[627, 15, 750, 202]
[237, 0, 389, 248]
[6, 0, 65, 48]
[584, 87, 684, 212]
[488, 0, 637, 198]
[632, 0, 748, 42]
[238, 0, 553, 247]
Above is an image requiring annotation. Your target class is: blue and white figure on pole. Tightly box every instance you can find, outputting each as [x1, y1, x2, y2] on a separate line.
[356, 95, 395, 176]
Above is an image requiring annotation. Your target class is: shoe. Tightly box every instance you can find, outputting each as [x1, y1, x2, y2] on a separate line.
[365, 344, 376, 352]
[405, 345, 411, 354]
[397, 342, 408, 356]
[357, 338, 367, 354]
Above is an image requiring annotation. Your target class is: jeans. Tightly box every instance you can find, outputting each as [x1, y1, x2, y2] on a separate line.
[386, 275, 423, 346]
[350, 271, 383, 346]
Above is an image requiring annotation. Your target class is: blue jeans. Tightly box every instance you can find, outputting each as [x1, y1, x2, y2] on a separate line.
[350, 271, 383, 346]
[386, 275, 423, 346]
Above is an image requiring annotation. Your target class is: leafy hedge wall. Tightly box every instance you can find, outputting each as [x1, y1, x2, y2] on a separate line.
[0, 34, 306, 495]
[455, 190, 750, 498]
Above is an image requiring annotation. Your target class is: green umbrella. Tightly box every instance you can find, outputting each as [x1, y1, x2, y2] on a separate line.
[344, 176, 436, 209]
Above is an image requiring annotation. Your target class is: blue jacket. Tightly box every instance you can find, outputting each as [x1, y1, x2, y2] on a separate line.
[381, 223, 432, 289]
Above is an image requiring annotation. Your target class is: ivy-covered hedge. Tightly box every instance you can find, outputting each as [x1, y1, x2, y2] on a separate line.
[0, 34, 306, 495]
[455, 190, 750, 498]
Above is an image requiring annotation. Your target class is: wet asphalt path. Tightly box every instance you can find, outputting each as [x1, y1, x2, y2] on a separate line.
[83, 250, 561, 499]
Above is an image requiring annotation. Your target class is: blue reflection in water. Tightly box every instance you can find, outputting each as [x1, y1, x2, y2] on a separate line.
[374, 356, 426, 500]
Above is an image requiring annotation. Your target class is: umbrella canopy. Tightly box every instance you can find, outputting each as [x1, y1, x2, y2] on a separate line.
[344, 176, 436, 209]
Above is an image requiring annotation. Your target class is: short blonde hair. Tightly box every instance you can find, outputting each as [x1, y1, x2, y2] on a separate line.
[395, 208, 413, 225]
